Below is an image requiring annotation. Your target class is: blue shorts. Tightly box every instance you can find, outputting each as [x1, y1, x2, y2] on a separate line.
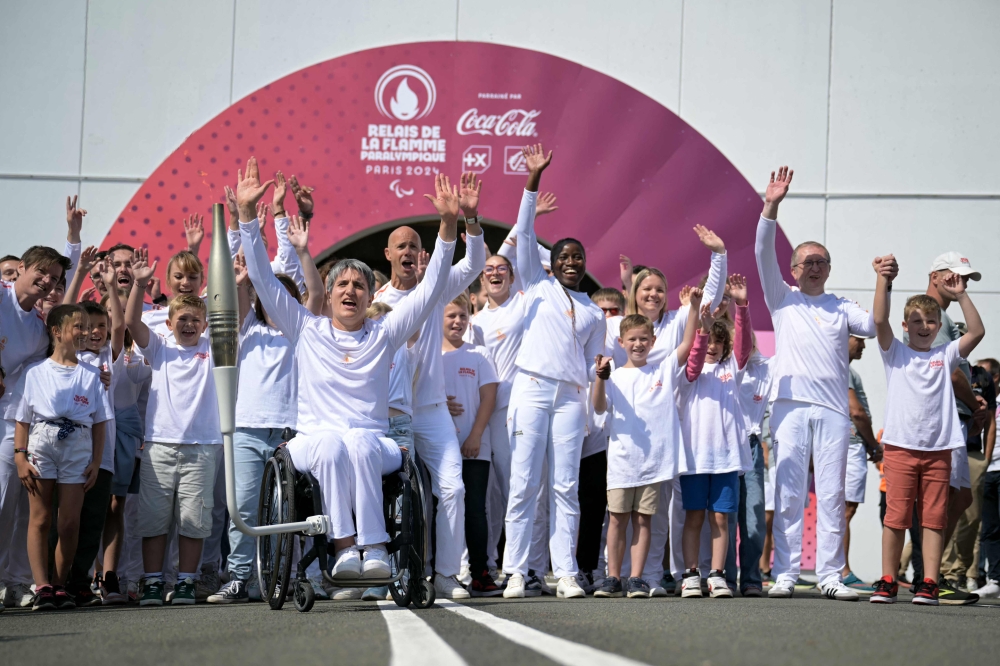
[679, 472, 739, 513]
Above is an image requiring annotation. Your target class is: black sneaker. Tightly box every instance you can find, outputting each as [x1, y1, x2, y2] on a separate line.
[626, 577, 651, 598]
[593, 576, 623, 598]
[207, 579, 249, 604]
[523, 570, 544, 597]
[470, 570, 503, 597]
[937, 578, 978, 606]
[53, 585, 77, 610]
[32, 585, 56, 611]
[73, 584, 102, 607]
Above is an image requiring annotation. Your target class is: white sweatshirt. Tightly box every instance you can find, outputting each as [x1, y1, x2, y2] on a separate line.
[241, 219, 455, 436]
[468, 291, 525, 409]
[755, 215, 875, 416]
[512, 190, 606, 387]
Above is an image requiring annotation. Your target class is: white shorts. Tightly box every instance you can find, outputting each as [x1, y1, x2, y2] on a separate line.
[845, 441, 868, 504]
[137, 442, 218, 539]
[764, 467, 775, 512]
[27, 422, 93, 484]
[950, 446, 971, 490]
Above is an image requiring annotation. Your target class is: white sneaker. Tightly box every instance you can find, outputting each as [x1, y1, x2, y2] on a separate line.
[967, 578, 980, 592]
[976, 580, 1000, 598]
[362, 545, 391, 579]
[708, 572, 733, 598]
[503, 573, 526, 599]
[330, 587, 363, 600]
[820, 580, 859, 601]
[768, 579, 795, 598]
[458, 564, 473, 587]
[332, 546, 363, 579]
[308, 574, 331, 600]
[3, 583, 34, 608]
[556, 576, 586, 599]
[645, 577, 667, 597]
[681, 571, 702, 598]
[435, 574, 470, 599]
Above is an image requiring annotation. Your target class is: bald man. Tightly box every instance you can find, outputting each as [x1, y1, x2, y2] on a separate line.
[374, 173, 486, 599]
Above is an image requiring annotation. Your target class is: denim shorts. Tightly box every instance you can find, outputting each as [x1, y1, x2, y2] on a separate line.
[680, 472, 739, 513]
[387, 414, 413, 450]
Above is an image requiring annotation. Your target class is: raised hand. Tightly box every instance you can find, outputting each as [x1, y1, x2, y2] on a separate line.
[236, 157, 275, 222]
[522, 144, 552, 174]
[595, 354, 612, 380]
[183, 214, 204, 251]
[874, 254, 898, 282]
[763, 166, 794, 219]
[415, 248, 430, 283]
[619, 254, 633, 291]
[727, 274, 748, 305]
[693, 225, 725, 254]
[535, 192, 559, 216]
[289, 175, 314, 219]
[131, 248, 157, 284]
[688, 286, 704, 309]
[941, 271, 968, 297]
[78, 245, 99, 275]
[224, 185, 239, 226]
[66, 195, 87, 243]
[272, 171, 287, 217]
[678, 285, 693, 306]
[287, 215, 310, 253]
[233, 253, 249, 287]
[423, 173, 460, 221]
[79, 286, 98, 303]
[98, 260, 116, 292]
[699, 302, 715, 332]
[458, 171, 482, 219]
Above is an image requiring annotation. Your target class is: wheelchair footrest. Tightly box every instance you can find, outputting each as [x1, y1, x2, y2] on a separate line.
[303, 515, 331, 536]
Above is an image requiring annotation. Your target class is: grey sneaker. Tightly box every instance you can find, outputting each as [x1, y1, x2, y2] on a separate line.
[593, 576, 623, 598]
[626, 577, 651, 598]
[196, 569, 221, 601]
[207, 579, 249, 604]
[3, 583, 35, 608]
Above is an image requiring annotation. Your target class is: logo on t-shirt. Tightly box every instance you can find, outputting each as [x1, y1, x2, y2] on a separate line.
[74, 395, 90, 406]
[929, 359, 945, 369]
[753, 394, 763, 403]
[719, 372, 734, 383]
[495, 329, 506, 341]
[194, 352, 210, 360]
[0, 336, 6, 352]
[649, 380, 663, 393]
[459, 367, 476, 378]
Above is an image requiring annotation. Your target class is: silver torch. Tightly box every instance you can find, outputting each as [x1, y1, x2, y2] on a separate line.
[208, 202, 324, 536]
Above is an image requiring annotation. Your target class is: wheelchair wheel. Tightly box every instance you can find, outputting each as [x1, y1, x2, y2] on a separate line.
[406, 454, 436, 609]
[412, 577, 436, 610]
[294, 579, 315, 613]
[386, 480, 411, 608]
[256, 449, 296, 610]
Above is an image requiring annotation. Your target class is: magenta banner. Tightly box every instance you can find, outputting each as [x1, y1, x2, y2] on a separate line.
[102, 41, 793, 330]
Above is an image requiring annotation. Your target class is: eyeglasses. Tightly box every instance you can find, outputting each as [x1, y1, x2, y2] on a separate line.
[793, 259, 830, 270]
[482, 265, 510, 275]
[601, 306, 621, 316]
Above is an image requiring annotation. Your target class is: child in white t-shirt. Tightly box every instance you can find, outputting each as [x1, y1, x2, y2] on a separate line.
[592, 289, 702, 599]
[367, 302, 418, 451]
[124, 249, 221, 608]
[870, 256, 984, 605]
[441, 293, 500, 597]
[678, 275, 753, 599]
[13, 304, 111, 611]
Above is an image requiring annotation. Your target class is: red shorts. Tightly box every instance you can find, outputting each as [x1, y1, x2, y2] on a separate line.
[882, 444, 951, 530]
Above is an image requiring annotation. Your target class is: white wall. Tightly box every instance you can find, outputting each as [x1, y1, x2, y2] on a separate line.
[4, 0, 999, 582]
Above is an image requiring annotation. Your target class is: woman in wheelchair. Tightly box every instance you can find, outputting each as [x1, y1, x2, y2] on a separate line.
[236, 161, 461, 588]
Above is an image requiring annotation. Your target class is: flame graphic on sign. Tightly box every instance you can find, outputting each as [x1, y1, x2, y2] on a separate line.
[390, 78, 420, 121]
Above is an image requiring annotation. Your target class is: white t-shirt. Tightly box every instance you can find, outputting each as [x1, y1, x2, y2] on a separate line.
[79, 347, 116, 472]
[235, 313, 297, 429]
[755, 216, 875, 416]
[602, 354, 685, 489]
[241, 219, 457, 437]
[0, 280, 49, 421]
[112, 348, 152, 411]
[388, 343, 415, 416]
[14, 358, 111, 428]
[880, 338, 966, 452]
[511, 190, 606, 388]
[679, 355, 750, 475]
[739, 353, 773, 437]
[469, 291, 525, 409]
[441, 344, 499, 462]
[374, 232, 485, 409]
[140, 332, 221, 445]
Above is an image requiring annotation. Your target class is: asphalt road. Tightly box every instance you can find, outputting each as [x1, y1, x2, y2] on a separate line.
[4, 588, 999, 666]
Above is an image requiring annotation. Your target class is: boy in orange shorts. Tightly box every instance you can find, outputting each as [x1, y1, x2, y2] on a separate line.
[870, 254, 984, 605]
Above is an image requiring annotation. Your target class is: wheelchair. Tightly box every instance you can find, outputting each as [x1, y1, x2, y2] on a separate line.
[255, 444, 436, 612]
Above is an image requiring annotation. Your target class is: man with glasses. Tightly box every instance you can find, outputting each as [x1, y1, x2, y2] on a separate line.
[754, 166, 897, 601]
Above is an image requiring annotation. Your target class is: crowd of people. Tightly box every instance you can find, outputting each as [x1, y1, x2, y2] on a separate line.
[1, 146, 998, 614]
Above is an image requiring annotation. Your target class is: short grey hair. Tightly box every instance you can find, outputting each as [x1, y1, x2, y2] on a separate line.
[325, 258, 376, 294]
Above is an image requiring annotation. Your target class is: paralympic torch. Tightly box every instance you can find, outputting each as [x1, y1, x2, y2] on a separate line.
[208, 203, 324, 536]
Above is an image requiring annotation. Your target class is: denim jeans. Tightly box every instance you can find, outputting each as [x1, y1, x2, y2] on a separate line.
[227, 427, 285, 581]
[387, 414, 414, 450]
[726, 434, 766, 591]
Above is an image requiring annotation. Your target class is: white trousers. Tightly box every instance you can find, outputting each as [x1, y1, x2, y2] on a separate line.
[771, 399, 851, 588]
[412, 403, 466, 577]
[503, 373, 587, 578]
[286, 428, 400, 546]
[486, 406, 511, 569]
[0, 420, 31, 586]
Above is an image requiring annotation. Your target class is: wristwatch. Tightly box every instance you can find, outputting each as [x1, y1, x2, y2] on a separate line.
[465, 215, 480, 225]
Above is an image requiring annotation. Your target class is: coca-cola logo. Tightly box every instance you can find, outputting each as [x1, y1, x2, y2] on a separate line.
[456, 108, 541, 137]
[375, 65, 437, 121]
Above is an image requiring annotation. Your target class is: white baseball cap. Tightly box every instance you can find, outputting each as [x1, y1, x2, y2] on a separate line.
[929, 251, 981, 281]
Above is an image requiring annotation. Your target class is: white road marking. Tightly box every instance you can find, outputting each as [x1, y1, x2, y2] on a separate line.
[377, 600, 468, 666]
[436, 599, 650, 666]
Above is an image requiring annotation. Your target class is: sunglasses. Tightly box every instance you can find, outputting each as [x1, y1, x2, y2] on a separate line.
[482, 265, 510, 275]
[601, 306, 621, 316]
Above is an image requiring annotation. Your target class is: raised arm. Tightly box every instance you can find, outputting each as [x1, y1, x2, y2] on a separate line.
[441, 172, 486, 301]
[63, 195, 85, 287]
[98, 261, 125, 359]
[940, 272, 986, 359]
[686, 303, 712, 382]
[286, 215, 324, 315]
[592, 355, 612, 415]
[63, 246, 97, 304]
[872, 256, 894, 352]
[676, 288, 703, 366]
[517, 144, 553, 290]
[234, 253, 252, 325]
[125, 249, 155, 349]
[694, 226, 728, 311]
[729, 274, 753, 369]
[183, 214, 205, 256]
[755, 167, 794, 312]
[269, 171, 305, 291]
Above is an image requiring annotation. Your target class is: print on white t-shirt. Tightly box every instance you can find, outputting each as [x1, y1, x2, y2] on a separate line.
[442, 344, 499, 462]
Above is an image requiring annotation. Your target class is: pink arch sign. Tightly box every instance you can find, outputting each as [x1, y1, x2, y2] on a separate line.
[102, 41, 794, 332]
